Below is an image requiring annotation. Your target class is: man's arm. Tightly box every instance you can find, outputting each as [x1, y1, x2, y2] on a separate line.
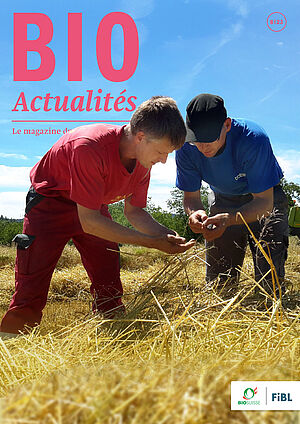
[124, 198, 176, 236]
[202, 187, 274, 241]
[183, 190, 208, 233]
[77, 204, 195, 254]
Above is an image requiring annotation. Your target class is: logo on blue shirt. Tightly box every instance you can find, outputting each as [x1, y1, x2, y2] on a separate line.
[234, 173, 246, 181]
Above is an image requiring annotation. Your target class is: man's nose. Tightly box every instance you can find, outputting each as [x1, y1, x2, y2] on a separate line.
[160, 153, 168, 164]
[197, 143, 208, 151]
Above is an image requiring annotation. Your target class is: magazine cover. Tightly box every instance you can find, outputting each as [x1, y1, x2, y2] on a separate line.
[0, 0, 299, 422]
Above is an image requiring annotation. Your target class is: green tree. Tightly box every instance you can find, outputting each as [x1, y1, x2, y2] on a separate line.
[146, 197, 179, 234]
[167, 186, 209, 215]
[280, 178, 300, 208]
[108, 201, 131, 228]
[0, 219, 23, 245]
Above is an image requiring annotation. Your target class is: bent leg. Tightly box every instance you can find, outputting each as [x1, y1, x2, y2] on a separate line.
[1, 237, 67, 333]
[72, 206, 124, 316]
[206, 225, 248, 294]
[72, 233, 124, 315]
[249, 186, 289, 298]
[249, 212, 289, 297]
[0, 196, 76, 333]
[206, 191, 249, 294]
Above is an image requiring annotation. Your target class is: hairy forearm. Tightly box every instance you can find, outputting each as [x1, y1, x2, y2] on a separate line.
[125, 207, 175, 236]
[183, 195, 206, 216]
[226, 196, 273, 226]
[192, 188, 274, 241]
[79, 210, 154, 248]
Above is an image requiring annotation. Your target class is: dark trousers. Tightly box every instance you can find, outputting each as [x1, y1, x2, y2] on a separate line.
[0, 190, 123, 334]
[206, 185, 289, 295]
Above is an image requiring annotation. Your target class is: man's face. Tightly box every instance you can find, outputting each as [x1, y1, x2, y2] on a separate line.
[192, 118, 231, 157]
[136, 134, 175, 168]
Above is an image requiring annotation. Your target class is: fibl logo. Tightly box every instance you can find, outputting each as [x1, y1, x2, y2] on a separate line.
[238, 387, 260, 405]
[272, 393, 293, 402]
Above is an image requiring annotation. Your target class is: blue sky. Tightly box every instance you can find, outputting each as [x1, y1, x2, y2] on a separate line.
[1, 0, 299, 218]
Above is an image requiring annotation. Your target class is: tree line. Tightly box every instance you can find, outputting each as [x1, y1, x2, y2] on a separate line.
[0, 178, 299, 246]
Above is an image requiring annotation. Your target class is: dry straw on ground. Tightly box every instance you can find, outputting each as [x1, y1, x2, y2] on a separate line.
[0, 237, 299, 423]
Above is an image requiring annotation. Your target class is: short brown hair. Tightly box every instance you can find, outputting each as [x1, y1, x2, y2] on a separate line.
[130, 96, 186, 148]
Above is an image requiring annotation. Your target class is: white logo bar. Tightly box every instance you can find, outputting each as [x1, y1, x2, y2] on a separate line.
[231, 381, 300, 410]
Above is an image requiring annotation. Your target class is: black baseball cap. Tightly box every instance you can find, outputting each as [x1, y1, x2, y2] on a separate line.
[186, 93, 227, 143]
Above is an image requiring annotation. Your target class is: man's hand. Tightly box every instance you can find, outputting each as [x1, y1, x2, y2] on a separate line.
[202, 213, 231, 241]
[188, 210, 208, 233]
[151, 234, 196, 254]
[77, 204, 195, 254]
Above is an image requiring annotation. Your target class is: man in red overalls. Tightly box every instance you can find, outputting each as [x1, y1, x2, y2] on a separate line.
[0, 96, 195, 336]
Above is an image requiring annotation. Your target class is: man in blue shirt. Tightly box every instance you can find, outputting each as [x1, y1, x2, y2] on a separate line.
[176, 93, 289, 300]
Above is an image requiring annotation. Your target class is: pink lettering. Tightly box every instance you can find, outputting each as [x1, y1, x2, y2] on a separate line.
[14, 13, 55, 81]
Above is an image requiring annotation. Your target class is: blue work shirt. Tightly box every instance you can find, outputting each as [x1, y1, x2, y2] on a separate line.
[176, 118, 283, 195]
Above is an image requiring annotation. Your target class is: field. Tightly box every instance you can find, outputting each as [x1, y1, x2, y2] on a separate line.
[0, 238, 299, 423]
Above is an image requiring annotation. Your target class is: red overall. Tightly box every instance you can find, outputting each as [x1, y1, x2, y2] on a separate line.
[0, 124, 150, 334]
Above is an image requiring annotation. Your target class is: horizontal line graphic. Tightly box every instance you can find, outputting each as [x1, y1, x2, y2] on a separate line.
[12, 120, 130, 123]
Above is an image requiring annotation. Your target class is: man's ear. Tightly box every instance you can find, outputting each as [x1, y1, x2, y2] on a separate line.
[224, 117, 232, 133]
[135, 131, 145, 145]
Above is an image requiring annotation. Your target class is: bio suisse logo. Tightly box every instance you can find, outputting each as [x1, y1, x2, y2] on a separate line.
[243, 387, 257, 400]
[238, 387, 260, 406]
